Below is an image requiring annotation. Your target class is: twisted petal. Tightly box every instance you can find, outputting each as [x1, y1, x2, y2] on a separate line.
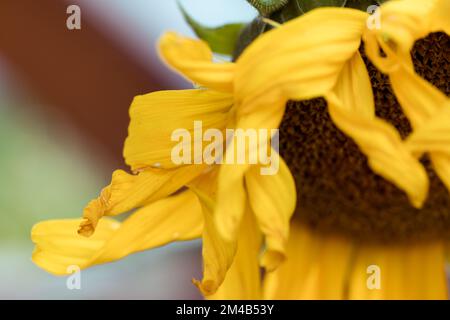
[365, 0, 449, 55]
[192, 189, 237, 296]
[214, 163, 248, 242]
[32, 191, 203, 275]
[364, 0, 450, 201]
[79, 165, 205, 236]
[158, 33, 234, 92]
[245, 158, 296, 271]
[235, 8, 368, 116]
[326, 52, 428, 207]
[189, 170, 238, 296]
[214, 111, 285, 242]
[209, 211, 262, 300]
[124, 89, 233, 170]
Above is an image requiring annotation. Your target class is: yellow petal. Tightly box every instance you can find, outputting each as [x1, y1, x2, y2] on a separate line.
[245, 157, 296, 271]
[192, 189, 237, 296]
[158, 33, 234, 93]
[190, 150, 263, 297]
[213, 112, 284, 242]
[367, 0, 448, 55]
[348, 241, 448, 300]
[79, 165, 205, 236]
[189, 168, 237, 296]
[432, 0, 450, 34]
[214, 164, 248, 242]
[431, 153, 450, 192]
[263, 224, 353, 300]
[406, 106, 450, 192]
[326, 52, 429, 208]
[406, 106, 450, 155]
[235, 8, 368, 115]
[32, 191, 203, 275]
[363, 0, 450, 199]
[209, 210, 262, 300]
[124, 89, 233, 171]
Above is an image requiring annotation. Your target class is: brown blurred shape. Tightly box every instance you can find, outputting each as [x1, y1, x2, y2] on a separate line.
[0, 0, 166, 168]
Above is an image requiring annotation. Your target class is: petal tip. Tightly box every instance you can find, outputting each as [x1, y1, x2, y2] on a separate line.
[192, 278, 217, 296]
[77, 219, 95, 237]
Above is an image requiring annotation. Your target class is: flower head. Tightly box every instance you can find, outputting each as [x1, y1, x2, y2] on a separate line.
[32, 0, 450, 299]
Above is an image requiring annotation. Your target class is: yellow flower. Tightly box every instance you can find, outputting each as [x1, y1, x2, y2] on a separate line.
[31, 0, 450, 299]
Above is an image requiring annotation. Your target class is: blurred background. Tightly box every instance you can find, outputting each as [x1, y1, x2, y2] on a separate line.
[0, 0, 256, 299]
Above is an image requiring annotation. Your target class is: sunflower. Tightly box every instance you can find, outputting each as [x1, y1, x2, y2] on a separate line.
[31, 0, 450, 299]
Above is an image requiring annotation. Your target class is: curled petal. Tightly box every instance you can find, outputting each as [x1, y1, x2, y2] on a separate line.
[158, 32, 234, 92]
[364, 0, 450, 199]
[327, 52, 428, 208]
[32, 191, 203, 275]
[245, 157, 296, 271]
[236, 8, 368, 114]
[79, 165, 205, 236]
[209, 210, 262, 300]
[192, 187, 237, 296]
[214, 163, 248, 242]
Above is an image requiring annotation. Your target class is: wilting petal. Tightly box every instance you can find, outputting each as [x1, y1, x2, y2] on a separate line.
[32, 191, 203, 275]
[124, 89, 233, 171]
[407, 106, 450, 192]
[365, 0, 448, 55]
[209, 210, 262, 300]
[406, 107, 450, 155]
[79, 165, 205, 236]
[213, 110, 285, 242]
[432, 0, 450, 34]
[214, 164, 248, 242]
[245, 157, 296, 271]
[363, 0, 450, 200]
[235, 8, 368, 115]
[192, 187, 237, 296]
[158, 33, 234, 93]
[431, 153, 450, 192]
[348, 241, 448, 299]
[189, 168, 238, 296]
[264, 224, 353, 299]
[326, 52, 428, 208]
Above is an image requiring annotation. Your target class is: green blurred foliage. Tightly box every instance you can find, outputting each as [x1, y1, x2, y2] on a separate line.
[0, 103, 105, 242]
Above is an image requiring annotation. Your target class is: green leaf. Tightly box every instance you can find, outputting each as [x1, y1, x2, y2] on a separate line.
[179, 4, 246, 56]
[295, 0, 347, 12]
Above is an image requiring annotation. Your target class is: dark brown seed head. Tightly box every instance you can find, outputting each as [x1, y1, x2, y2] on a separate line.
[279, 33, 450, 243]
